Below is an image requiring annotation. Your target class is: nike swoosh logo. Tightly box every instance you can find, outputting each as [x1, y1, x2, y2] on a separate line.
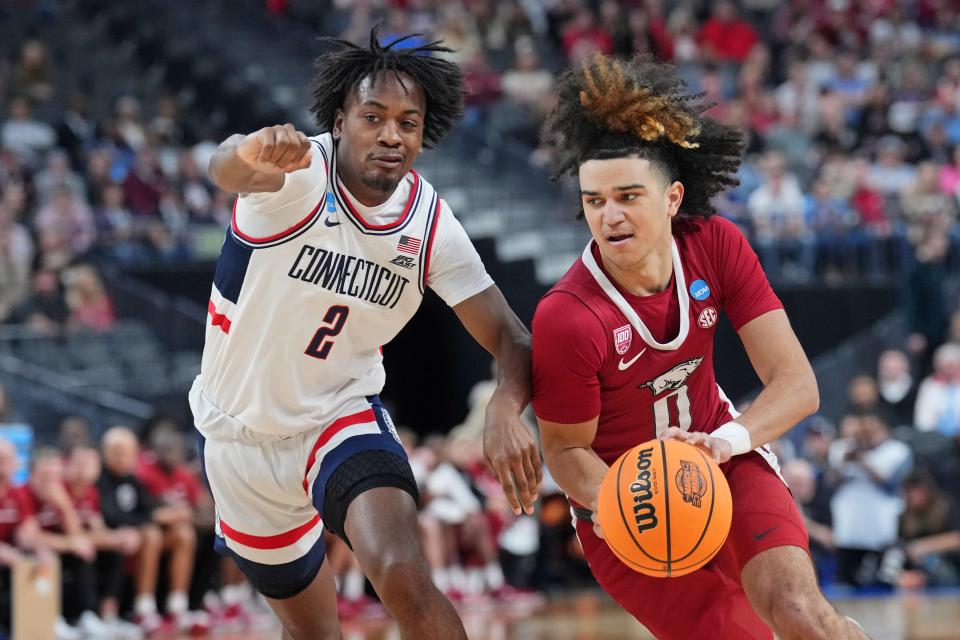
[618, 348, 647, 370]
[324, 218, 341, 227]
[753, 526, 779, 541]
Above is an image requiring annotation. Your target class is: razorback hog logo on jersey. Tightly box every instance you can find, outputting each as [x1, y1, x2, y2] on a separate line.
[613, 324, 632, 355]
[638, 357, 704, 396]
[630, 445, 658, 533]
[675, 460, 707, 508]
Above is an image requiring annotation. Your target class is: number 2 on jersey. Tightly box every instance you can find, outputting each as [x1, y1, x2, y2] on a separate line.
[653, 385, 692, 436]
[305, 305, 350, 360]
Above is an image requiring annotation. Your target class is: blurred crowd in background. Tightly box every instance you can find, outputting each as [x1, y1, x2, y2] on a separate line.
[2, 0, 960, 637]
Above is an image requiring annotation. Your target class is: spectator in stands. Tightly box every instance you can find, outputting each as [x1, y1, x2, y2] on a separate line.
[83, 146, 116, 207]
[846, 374, 891, 422]
[877, 349, 918, 428]
[113, 96, 148, 152]
[825, 50, 871, 126]
[33, 185, 96, 258]
[98, 426, 167, 634]
[915, 342, 960, 435]
[18, 448, 112, 637]
[898, 469, 960, 588]
[63, 446, 144, 636]
[775, 61, 820, 134]
[855, 82, 895, 152]
[137, 427, 206, 631]
[698, 0, 758, 65]
[63, 264, 116, 333]
[123, 149, 166, 217]
[0, 437, 35, 636]
[905, 229, 951, 365]
[868, 135, 918, 196]
[900, 161, 958, 245]
[93, 182, 145, 265]
[34, 148, 87, 204]
[938, 144, 960, 202]
[747, 150, 813, 279]
[829, 414, 913, 587]
[498, 38, 555, 128]
[561, 6, 613, 65]
[10, 267, 68, 335]
[614, 5, 673, 61]
[57, 415, 92, 454]
[0, 439, 28, 549]
[176, 150, 213, 222]
[1, 96, 56, 168]
[7, 39, 55, 105]
[665, 6, 699, 67]
[782, 458, 834, 581]
[56, 93, 97, 170]
[804, 176, 859, 278]
[0, 198, 34, 322]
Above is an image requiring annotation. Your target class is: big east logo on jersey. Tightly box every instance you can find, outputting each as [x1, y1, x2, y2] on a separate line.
[613, 324, 632, 355]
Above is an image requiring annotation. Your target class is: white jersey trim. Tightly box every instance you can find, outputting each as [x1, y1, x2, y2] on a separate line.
[580, 239, 691, 351]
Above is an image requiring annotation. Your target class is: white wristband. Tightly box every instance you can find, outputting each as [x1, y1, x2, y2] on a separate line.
[711, 421, 752, 456]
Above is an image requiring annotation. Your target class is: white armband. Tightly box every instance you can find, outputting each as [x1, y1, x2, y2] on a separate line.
[711, 421, 753, 456]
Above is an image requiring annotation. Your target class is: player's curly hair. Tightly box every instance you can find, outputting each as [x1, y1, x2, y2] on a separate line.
[310, 27, 464, 149]
[541, 54, 743, 228]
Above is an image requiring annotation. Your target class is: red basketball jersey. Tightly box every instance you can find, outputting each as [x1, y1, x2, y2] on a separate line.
[532, 217, 782, 470]
[138, 459, 200, 508]
[0, 484, 30, 543]
[68, 484, 101, 530]
[22, 487, 66, 533]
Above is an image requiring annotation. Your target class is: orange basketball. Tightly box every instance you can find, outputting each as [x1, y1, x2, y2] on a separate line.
[596, 438, 732, 577]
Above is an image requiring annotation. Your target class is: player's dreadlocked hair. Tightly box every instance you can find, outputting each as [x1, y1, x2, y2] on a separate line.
[310, 27, 464, 149]
[542, 54, 743, 228]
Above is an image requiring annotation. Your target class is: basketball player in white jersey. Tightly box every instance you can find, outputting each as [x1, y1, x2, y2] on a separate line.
[190, 31, 540, 639]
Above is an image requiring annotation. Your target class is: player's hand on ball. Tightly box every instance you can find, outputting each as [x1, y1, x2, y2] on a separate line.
[658, 427, 733, 464]
[237, 124, 312, 175]
[483, 395, 543, 516]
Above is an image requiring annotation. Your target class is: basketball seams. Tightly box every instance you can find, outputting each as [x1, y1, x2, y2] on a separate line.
[660, 440, 672, 576]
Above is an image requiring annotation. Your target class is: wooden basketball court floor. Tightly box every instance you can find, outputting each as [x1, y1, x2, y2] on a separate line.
[186, 591, 960, 639]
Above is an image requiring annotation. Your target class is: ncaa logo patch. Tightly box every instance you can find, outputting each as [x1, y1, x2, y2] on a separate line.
[690, 279, 711, 301]
[698, 307, 718, 329]
[613, 324, 632, 355]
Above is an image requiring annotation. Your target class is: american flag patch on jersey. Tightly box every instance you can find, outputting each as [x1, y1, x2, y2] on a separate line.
[397, 235, 422, 254]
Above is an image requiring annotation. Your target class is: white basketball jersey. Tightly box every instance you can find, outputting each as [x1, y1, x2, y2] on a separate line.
[190, 133, 493, 438]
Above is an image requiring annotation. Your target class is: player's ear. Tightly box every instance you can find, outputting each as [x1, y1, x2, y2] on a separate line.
[332, 109, 345, 140]
[666, 181, 684, 218]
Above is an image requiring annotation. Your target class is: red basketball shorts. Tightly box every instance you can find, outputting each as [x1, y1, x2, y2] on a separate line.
[575, 451, 810, 640]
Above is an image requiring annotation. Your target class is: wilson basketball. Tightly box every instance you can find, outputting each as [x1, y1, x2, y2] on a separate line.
[597, 439, 733, 577]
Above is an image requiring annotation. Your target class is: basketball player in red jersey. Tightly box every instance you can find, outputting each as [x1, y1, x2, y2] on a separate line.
[531, 55, 870, 640]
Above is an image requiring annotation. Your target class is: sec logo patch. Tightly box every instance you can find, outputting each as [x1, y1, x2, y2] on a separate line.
[698, 307, 718, 329]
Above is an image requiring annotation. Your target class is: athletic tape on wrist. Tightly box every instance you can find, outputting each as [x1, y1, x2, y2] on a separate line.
[711, 421, 752, 456]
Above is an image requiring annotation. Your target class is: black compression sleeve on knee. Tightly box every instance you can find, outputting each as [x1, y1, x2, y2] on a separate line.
[322, 449, 419, 549]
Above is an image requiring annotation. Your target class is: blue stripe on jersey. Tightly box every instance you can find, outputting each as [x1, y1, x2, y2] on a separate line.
[213, 229, 253, 304]
[213, 533, 326, 599]
[309, 396, 407, 518]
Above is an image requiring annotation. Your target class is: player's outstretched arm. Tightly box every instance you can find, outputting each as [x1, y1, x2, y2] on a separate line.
[662, 309, 819, 462]
[208, 124, 312, 195]
[453, 285, 542, 516]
